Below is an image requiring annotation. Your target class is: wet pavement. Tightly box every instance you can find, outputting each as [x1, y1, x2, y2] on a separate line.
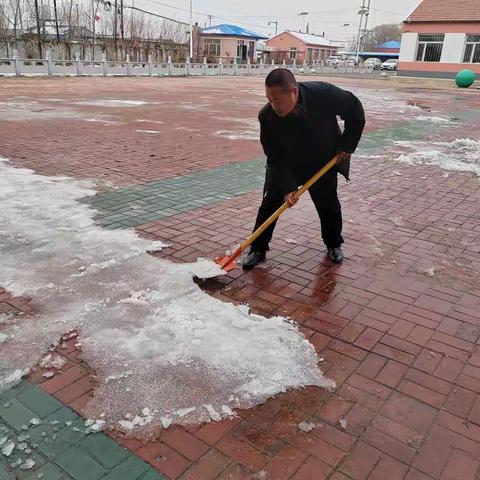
[1, 75, 480, 479]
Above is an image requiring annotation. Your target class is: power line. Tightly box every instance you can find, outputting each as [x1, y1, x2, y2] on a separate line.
[370, 7, 406, 17]
[129, 6, 188, 25]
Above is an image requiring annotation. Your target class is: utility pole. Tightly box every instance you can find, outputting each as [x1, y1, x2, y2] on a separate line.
[92, 2, 97, 61]
[189, 0, 193, 60]
[34, 0, 42, 57]
[53, 0, 60, 42]
[207, 14, 212, 27]
[362, 0, 371, 48]
[298, 11, 308, 33]
[355, 0, 368, 61]
[268, 21, 278, 36]
[114, 0, 117, 60]
[120, 0, 124, 60]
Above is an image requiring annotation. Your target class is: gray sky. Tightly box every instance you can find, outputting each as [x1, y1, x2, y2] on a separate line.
[138, 0, 422, 44]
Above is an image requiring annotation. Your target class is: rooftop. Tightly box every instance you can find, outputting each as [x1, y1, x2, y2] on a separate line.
[405, 0, 480, 22]
[201, 24, 268, 40]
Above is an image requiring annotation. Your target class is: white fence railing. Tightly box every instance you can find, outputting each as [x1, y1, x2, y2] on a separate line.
[0, 53, 374, 78]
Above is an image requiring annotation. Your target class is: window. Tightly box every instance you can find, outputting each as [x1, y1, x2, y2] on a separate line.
[205, 39, 220, 56]
[289, 47, 297, 60]
[314, 49, 319, 61]
[416, 34, 444, 62]
[463, 34, 480, 63]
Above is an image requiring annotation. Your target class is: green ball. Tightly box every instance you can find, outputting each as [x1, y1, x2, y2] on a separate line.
[455, 69, 475, 88]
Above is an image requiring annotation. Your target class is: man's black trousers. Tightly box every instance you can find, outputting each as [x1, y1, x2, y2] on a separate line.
[250, 169, 344, 252]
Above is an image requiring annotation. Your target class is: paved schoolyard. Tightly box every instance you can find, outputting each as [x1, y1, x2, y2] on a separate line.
[1, 75, 480, 480]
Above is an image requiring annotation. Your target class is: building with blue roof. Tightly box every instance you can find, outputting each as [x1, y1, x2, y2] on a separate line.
[376, 41, 401, 50]
[199, 24, 268, 64]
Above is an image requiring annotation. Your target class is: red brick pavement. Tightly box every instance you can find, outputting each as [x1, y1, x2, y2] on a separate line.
[2, 76, 480, 479]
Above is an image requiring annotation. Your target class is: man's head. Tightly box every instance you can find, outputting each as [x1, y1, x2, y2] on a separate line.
[265, 68, 298, 117]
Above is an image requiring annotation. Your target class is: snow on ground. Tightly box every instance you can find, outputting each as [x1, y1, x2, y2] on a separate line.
[0, 101, 82, 121]
[0, 158, 333, 435]
[215, 117, 260, 141]
[75, 99, 149, 107]
[394, 138, 480, 176]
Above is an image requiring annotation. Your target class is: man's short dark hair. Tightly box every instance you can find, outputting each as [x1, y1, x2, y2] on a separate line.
[265, 68, 297, 90]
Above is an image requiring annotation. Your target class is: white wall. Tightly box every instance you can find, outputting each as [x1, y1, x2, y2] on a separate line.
[399, 32, 418, 61]
[440, 33, 466, 63]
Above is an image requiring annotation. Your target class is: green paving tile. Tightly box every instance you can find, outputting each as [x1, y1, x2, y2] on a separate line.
[37, 425, 84, 459]
[0, 382, 35, 403]
[7, 453, 46, 480]
[0, 398, 36, 431]
[55, 446, 107, 480]
[0, 463, 15, 480]
[80, 433, 129, 468]
[44, 408, 78, 426]
[17, 386, 63, 418]
[29, 411, 83, 448]
[1, 382, 168, 480]
[100, 456, 151, 480]
[24, 463, 70, 480]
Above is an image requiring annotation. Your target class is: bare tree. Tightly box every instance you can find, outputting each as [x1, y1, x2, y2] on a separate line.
[362, 23, 401, 51]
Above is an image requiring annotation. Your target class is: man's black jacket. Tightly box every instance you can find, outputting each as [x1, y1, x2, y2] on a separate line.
[259, 81, 366, 196]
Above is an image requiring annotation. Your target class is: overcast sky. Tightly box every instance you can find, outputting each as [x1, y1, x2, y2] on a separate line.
[137, 0, 422, 44]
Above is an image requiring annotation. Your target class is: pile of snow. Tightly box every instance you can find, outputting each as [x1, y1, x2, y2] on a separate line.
[395, 138, 480, 176]
[0, 158, 333, 434]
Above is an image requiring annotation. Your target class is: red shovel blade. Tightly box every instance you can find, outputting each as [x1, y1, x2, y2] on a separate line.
[215, 247, 243, 273]
[215, 255, 237, 272]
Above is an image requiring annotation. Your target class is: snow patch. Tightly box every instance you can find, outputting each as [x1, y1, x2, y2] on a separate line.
[135, 119, 164, 124]
[216, 129, 258, 141]
[298, 421, 315, 432]
[39, 353, 66, 370]
[1, 440, 15, 457]
[418, 266, 436, 278]
[83, 118, 119, 125]
[0, 158, 333, 434]
[415, 115, 450, 124]
[395, 138, 480, 176]
[76, 99, 148, 107]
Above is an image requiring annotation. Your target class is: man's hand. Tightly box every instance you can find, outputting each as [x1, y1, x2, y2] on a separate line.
[336, 151, 351, 165]
[284, 191, 299, 207]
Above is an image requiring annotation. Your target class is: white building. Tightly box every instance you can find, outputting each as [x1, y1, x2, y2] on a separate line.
[398, 0, 480, 78]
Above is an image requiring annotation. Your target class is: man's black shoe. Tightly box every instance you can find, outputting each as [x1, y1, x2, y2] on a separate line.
[327, 247, 344, 264]
[242, 250, 266, 270]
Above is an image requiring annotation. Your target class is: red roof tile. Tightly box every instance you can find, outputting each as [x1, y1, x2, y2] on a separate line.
[405, 0, 480, 22]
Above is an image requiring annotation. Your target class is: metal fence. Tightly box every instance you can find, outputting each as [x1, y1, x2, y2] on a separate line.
[0, 53, 374, 78]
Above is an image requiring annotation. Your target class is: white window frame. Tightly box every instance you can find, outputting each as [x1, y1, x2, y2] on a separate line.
[416, 34, 444, 62]
[463, 34, 480, 63]
[204, 38, 220, 57]
[289, 47, 297, 60]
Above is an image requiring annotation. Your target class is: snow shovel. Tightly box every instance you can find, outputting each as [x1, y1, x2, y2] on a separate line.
[216, 155, 339, 273]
